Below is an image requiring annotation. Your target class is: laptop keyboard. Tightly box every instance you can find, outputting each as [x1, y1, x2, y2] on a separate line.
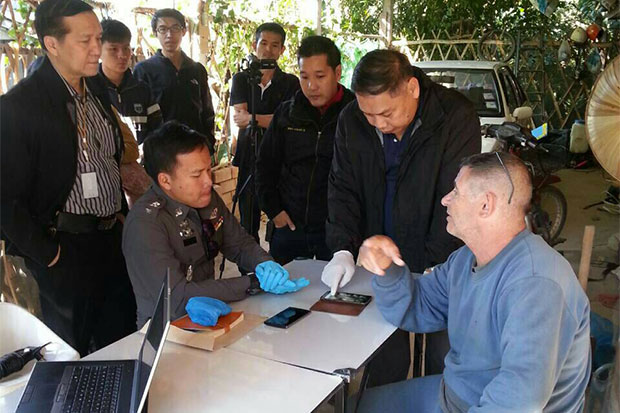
[61, 365, 123, 413]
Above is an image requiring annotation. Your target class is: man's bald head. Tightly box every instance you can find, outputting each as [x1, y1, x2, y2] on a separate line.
[459, 152, 532, 216]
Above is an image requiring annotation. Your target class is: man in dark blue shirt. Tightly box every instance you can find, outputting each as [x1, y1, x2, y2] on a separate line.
[323, 49, 480, 386]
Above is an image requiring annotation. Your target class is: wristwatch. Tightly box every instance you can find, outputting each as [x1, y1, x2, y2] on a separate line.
[246, 273, 262, 296]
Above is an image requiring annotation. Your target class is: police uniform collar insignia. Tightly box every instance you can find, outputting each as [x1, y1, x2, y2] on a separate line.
[175, 207, 183, 217]
[209, 208, 218, 219]
[146, 199, 163, 214]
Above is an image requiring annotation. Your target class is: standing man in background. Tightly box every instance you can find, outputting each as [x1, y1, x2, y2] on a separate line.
[230, 22, 299, 246]
[99, 18, 162, 144]
[98, 18, 161, 206]
[322, 49, 480, 386]
[1, 0, 136, 356]
[255, 36, 354, 264]
[134, 8, 215, 150]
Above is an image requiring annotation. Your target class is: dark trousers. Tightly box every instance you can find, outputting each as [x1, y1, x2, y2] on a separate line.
[366, 329, 411, 388]
[269, 226, 332, 265]
[414, 330, 450, 376]
[236, 185, 261, 275]
[238, 187, 260, 243]
[27, 222, 137, 356]
[366, 329, 451, 388]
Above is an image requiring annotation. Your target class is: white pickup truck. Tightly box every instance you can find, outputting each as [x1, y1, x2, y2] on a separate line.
[414, 60, 533, 152]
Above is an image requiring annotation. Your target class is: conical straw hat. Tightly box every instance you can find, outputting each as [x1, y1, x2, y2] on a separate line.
[586, 55, 620, 180]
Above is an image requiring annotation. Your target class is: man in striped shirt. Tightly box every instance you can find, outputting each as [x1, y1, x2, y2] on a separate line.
[0, 0, 136, 356]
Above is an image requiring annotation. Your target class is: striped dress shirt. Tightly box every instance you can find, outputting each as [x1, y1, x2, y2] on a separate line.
[61, 78, 121, 217]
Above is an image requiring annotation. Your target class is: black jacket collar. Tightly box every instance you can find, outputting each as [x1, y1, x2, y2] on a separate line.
[289, 85, 355, 125]
[35, 55, 74, 109]
[98, 64, 137, 91]
[410, 66, 446, 131]
[154, 49, 194, 70]
[351, 67, 447, 146]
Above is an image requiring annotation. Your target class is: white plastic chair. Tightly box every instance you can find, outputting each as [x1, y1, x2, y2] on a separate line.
[0, 302, 80, 397]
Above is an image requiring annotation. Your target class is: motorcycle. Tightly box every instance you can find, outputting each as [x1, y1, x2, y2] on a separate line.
[483, 122, 568, 246]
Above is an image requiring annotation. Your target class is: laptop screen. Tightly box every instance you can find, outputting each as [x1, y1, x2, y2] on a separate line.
[133, 270, 170, 412]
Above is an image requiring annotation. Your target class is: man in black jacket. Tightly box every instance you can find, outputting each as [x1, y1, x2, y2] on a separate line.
[256, 36, 354, 264]
[99, 19, 162, 144]
[0, 0, 136, 356]
[322, 50, 480, 385]
[133, 8, 215, 150]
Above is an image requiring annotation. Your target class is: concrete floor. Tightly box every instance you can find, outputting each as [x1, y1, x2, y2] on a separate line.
[553, 168, 619, 324]
[216, 166, 620, 412]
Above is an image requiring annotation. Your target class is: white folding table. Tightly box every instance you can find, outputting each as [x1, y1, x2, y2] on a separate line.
[83, 333, 344, 413]
[227, 260, 397, 381]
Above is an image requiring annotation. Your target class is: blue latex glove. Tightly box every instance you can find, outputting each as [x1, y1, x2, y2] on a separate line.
[185, 297, 231, 326]
[270, 277, 310, 295]
[255, 261, 289, 292]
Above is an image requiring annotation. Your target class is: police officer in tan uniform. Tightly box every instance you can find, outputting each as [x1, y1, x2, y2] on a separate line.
[122, 121, 301, 328]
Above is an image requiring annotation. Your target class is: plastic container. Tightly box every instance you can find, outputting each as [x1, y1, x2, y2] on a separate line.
[0, 302, 80, 397]
[570, 119, 589, 154]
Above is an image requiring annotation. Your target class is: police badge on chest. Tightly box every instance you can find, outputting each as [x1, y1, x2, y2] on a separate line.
[179, 219, 197, 246]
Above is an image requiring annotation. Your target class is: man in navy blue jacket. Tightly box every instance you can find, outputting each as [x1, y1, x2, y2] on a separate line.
[134, 8, 214, 150]
[98, 19, 162, 144]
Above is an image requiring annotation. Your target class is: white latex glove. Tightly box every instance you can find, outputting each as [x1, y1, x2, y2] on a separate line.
[321, 250, 356, 295]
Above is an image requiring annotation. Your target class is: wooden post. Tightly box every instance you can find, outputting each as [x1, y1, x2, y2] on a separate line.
[197, 1, 211, 67]
[578, 225, 596, 292]
[379, 0, 393, 48]
[315, 0, 322, 35]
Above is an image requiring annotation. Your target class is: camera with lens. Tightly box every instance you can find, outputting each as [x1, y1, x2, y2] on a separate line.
[240, 54, 277, 84]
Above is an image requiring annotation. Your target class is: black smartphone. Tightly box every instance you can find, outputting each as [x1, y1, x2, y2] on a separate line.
[320, 291, 372, 306]
[264, 307, 311, 329]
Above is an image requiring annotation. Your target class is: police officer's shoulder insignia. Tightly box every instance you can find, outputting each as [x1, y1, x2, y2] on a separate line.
[146, 199, 164, 215]
[133, 103, 144, 114]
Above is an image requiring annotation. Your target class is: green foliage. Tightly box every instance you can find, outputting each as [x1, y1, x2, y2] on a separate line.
[338, 0, 602, 41]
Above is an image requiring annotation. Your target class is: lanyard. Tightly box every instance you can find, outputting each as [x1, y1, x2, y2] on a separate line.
[74, 80, 102, 163]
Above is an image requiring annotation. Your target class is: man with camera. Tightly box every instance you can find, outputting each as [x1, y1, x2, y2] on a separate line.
[255, 36, 354, 265]
[230, 22, 300, 245]
[134, 8, 215, 150]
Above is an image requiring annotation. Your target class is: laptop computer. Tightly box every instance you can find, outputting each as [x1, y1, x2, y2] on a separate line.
[16, 271, 171, 413]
